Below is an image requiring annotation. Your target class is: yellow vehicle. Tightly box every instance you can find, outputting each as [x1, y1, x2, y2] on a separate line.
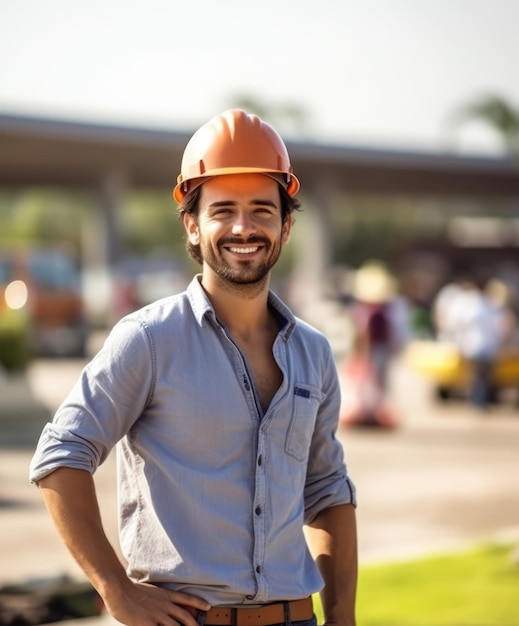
[405, 339, 519, 402]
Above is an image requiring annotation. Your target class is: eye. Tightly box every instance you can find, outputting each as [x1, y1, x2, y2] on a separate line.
[211, 207, 233, 217]
[255, 206, 276, 216]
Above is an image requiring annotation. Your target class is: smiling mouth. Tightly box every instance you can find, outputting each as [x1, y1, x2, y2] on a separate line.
[228, 246, 260, 254]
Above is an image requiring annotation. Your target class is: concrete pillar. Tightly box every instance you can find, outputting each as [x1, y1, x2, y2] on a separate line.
[289, 180, 336, 314]
[81, 170, 127, 326]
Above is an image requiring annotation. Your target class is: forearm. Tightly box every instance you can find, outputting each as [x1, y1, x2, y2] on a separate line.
[37, 467, 210, 626]
[37, 467, 131, 604]
[305, 504, 358, 626]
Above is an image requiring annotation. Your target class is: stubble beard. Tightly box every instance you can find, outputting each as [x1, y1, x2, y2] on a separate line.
[201, 237, 282, 299]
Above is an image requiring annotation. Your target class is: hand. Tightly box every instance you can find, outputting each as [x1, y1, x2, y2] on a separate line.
[104, 582, 211, 626]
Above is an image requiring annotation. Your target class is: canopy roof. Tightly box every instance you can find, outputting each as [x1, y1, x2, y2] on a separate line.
[1, 111, 518, 197]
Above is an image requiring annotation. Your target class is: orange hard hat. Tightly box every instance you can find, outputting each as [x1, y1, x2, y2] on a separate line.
[173, 109, 300, 203]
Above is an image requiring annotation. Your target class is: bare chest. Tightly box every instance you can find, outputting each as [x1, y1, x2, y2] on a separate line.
[239, 343, 283, 414]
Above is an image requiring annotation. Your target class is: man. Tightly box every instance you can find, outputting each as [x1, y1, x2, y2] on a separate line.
[446, 278, 501, 409]
[30, 110, 358, 626]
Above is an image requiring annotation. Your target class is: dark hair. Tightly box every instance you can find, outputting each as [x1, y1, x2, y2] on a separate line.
[177, 183, 301, 266]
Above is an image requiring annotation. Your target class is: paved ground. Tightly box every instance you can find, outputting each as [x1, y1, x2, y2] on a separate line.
[1, 353, 519, 624]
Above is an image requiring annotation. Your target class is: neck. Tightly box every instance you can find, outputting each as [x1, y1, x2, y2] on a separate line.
[199, 269, 273, 336]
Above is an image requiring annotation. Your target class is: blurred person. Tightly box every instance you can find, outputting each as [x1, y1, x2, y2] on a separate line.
[448, 279, 501, 410]
[432, 278, 464, 343]
[339, 261, 406, 428]
[484, 278, 519, 352]
[29, 111, 357, 626]
[350, 261, 407, 391]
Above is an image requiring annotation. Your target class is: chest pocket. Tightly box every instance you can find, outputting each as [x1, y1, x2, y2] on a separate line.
[285, 384, 323, 461]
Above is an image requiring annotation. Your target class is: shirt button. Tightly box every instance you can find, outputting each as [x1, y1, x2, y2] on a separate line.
[257, 455, 262, 466]
[256, 566, 261, 574]
[255, 506, 261, 515]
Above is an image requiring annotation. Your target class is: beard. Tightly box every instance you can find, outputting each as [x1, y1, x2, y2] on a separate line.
[200, 235, 282, 292]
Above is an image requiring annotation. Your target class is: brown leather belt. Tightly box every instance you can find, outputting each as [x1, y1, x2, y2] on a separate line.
[185, 597, 313, 626]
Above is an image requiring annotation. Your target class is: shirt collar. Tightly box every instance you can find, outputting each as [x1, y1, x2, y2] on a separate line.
[186, 275, 296, 341]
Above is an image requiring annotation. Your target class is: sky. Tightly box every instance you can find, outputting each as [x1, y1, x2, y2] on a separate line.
[1, 0, 518, 155]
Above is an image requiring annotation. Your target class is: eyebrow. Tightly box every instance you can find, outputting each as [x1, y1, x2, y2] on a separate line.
[208, 199, 279, 209]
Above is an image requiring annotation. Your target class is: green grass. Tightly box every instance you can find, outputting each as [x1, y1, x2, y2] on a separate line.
[313, 543, 519, 626]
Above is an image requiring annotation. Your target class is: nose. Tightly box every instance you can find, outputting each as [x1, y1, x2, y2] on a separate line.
[231, 210, 256, 237]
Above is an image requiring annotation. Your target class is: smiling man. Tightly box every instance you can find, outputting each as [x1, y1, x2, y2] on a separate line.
[190, 174, 286, 291]
[30, 110, 358, 626]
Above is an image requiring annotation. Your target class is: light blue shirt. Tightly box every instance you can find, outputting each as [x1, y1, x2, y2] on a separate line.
[30, 276, 356, 606]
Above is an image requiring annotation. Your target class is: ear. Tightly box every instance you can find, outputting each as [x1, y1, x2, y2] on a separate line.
[281, 215, 294, 245]
[183, 212, 200, 244]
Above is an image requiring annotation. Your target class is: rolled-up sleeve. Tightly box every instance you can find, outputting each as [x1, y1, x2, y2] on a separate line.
[303, 344, 356, 524]
[29, 317, 155, 483]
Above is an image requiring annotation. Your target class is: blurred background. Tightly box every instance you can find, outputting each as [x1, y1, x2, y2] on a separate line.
[1, 1, 519, 624]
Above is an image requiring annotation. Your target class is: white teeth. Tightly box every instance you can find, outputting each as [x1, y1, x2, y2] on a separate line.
[229, 247, 258, 254]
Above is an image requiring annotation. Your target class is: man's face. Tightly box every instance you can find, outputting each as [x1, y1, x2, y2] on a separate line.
[184, 173, 292, 289]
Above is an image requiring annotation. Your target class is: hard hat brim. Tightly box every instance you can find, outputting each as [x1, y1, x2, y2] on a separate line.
[173, 168, 300, 203]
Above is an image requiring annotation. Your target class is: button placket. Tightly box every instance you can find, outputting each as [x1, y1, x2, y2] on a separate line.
[252, 427, 268, 599]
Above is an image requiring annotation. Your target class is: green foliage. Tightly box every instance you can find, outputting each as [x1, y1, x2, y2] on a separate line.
[0, 311, 32, 372]
[351, 543, 519, 626]
[122, 190, 186, 260]
[0, 187, 189, 269]
[451, 93, 519, 156]
[311, 543, 519, 625]
[0, 188, 91, 251]
[331, 194, 447, 269]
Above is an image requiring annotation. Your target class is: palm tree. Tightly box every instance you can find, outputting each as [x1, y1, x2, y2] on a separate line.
[448, 93, 519, 157]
